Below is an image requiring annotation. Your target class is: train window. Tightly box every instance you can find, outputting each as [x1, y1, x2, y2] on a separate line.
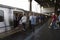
[0, 10, 4, 22]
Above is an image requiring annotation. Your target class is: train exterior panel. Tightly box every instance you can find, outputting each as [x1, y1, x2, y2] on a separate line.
[0, 4, 24, 33]
[0, 7, 10, 33]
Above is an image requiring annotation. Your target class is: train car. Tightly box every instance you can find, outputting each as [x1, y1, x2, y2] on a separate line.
[0, 4, 24, 33]
[0, 4, 48, 34]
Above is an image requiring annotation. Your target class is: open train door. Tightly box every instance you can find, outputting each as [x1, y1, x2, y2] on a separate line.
[13, 11, 24, 28]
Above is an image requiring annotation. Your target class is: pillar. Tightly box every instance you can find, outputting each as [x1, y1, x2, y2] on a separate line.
[29, 0, 32, 12]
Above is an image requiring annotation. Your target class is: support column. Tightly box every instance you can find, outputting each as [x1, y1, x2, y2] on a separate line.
[55, 0, 56, 13]
[29, 0, 32, 12]
[55, 0, 60, 15]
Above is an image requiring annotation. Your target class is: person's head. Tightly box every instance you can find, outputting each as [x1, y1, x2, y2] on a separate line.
[24, 14, 26, 16]
[31, 12, 33, 15]
[29, 13, 31, 16]
[29, 12, 32, 16]
[23, 13, 26, 16]
[52, 13, 55, 15]
[52, 13, 57, 17]
[32, 13, 34, 16]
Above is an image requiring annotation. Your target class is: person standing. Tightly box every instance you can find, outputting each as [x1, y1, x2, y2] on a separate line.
[38, 15, 41, 24]
[21, 14, 27, 31]
[51, 13, 57, 29]
[29, 13, 32, 30]
[30, 13, 36, 32]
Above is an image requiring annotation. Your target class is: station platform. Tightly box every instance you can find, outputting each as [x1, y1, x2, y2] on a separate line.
[0, 19, 60, 40]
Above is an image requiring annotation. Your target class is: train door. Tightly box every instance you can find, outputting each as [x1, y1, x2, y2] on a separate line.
[13, 11, 23, 28]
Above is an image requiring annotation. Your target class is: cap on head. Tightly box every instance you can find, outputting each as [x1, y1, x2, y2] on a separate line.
[52, 13, 55, 15]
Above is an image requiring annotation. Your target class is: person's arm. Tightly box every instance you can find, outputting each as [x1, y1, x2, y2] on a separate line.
[21, 17, 23, 22]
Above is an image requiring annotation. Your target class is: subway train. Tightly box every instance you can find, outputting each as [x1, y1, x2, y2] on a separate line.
[0, 4, 39, 33]
[0, 4, 50, 34]
[0, 4, 25, 33]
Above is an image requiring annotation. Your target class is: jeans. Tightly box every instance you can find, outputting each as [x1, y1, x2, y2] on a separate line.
[31, 24, 35, 32]
[22, 23, 26, 30]
[52, 21, 57, 29]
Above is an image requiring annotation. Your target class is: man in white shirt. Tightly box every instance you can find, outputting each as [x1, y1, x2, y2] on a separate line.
[21, 14, 27, 31]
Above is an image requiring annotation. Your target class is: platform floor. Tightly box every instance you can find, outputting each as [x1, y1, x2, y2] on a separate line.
[1, 19, 60, 40]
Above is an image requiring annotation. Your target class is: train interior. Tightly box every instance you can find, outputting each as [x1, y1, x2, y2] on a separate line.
[13, 11, 23, 28]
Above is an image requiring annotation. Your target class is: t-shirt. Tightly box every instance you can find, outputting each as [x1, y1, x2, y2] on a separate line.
[29, 16, 32, 21]
[21, 16, 27, 23]
[52, 15, 57, 22]
[30, 16, 36, 25]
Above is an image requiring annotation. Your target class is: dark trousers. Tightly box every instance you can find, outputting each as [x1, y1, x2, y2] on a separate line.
[29, 20, 31, 29]
[51, 21, 57, 29]
[22, 23, 26, 30]
[31, 24, 35, 32]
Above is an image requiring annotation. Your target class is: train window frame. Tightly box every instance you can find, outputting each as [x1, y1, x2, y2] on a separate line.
[0, 10, 4, 22]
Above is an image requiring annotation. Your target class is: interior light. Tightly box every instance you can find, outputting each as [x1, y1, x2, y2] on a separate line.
[41, 6, 43, 11]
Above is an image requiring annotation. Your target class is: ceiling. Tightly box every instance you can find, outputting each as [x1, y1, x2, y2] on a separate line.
[35, 0, 60, 8]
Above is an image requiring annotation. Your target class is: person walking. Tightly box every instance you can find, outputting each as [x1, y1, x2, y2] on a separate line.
[51, 13, 57, 29]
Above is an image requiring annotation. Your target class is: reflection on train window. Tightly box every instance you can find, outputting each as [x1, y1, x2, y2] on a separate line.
[0, 10, 4, 22]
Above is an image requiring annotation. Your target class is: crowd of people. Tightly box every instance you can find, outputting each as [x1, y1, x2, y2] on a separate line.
[14, 13, 48, 32]
[13, 12, 60, 32]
